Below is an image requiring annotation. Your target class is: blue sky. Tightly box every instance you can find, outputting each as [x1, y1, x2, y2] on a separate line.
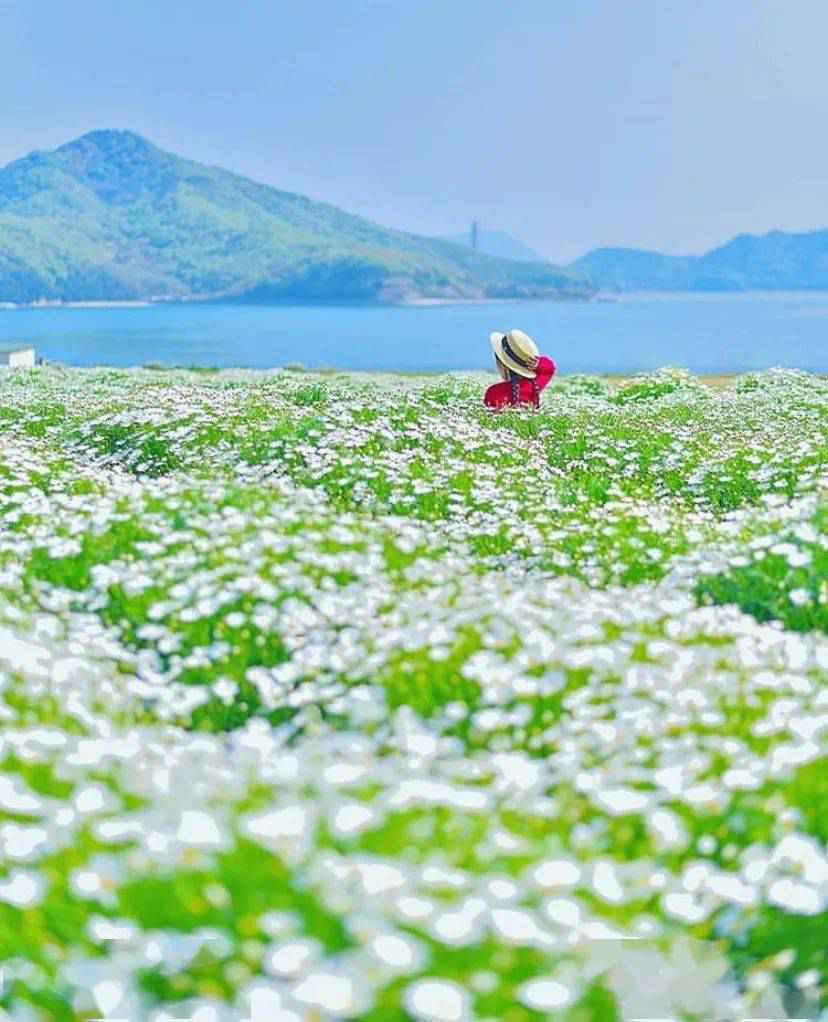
[2, 0, 827, 261]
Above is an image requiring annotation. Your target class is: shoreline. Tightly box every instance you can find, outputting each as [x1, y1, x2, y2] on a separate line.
[1, 295, 592, 311]
[5, 289, 828, 311]
[0, 300, 154, 310]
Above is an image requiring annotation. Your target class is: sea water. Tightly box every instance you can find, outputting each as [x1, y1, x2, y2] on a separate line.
[1, 292, 827, 374]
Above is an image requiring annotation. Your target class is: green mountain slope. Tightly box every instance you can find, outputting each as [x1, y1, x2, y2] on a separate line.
[0, 130, 591, 304]
[438, 228, 546, 263]
[571, 229, 828, 292]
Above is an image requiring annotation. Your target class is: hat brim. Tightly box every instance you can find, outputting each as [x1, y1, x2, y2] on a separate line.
[489, 332, 537, 378]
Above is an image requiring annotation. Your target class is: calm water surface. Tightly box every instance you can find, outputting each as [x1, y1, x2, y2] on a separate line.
[1, 292, 827, 373]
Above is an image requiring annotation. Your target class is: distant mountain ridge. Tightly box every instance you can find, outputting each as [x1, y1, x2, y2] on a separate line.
[0, 130, 591, 304]
[438, 228, 546, 263]
[571, 229, 828, 291]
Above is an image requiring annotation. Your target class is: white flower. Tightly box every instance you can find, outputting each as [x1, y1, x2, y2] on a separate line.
[330, 802, 376, 837]
[518, 977, 573, 1010]
[404, 979, 471, 1022]
[0, 868, 46, 907]
[767, 878, 823, 915]
[264, 939, 320, 978]
[176, 810, 224, 849]
[530, 859, 581, 888]
[292, 970, 364, 1016]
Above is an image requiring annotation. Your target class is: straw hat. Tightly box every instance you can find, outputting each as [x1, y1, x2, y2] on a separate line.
[489, 328, 540, 378]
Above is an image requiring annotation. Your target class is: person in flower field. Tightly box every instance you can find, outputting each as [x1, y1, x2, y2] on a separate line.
[484, 328, 556, 409]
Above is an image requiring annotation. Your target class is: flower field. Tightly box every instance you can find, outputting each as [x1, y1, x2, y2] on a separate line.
[0, 364, 826, 1021]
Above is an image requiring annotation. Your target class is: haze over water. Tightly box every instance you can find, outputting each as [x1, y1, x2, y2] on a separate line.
[2, 292, 828, 374]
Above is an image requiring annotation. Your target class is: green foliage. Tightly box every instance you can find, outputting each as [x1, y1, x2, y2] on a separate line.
[0, 130, 592, 303]
[0, 366, 826, 1020]
[697, 505, 828, 632]
[610, 367, 705, 405]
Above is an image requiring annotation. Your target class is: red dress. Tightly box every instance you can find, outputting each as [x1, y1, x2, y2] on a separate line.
[484, 356, 557, 409]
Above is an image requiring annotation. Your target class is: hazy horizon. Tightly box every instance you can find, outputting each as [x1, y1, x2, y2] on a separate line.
[3, 0, 828, 261]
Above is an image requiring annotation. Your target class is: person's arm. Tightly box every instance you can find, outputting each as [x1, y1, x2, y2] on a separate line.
[534, 356, 557, 392]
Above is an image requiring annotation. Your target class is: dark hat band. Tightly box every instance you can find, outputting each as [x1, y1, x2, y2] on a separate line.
[501, 335, 534, 369]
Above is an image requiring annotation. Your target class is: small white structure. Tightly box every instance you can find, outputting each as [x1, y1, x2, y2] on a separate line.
[0, 344, 36, 368]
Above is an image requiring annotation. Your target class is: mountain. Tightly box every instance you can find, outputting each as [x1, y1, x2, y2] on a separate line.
[571, 229, 828, 292]
[438, 228, 546, 263]
[0, 130, 591, 304]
